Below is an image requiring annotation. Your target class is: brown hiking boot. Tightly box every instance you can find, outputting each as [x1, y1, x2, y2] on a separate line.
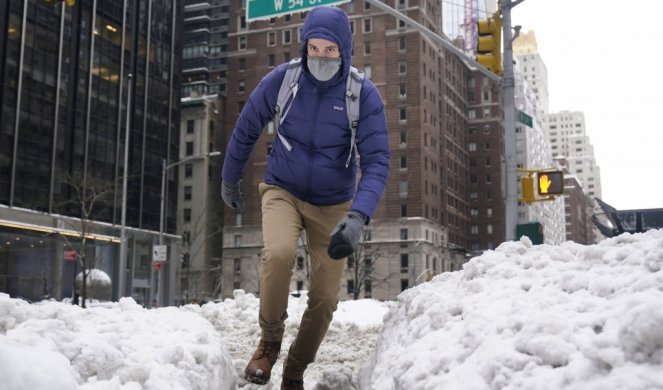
[281, 378, 305, 390]
[244, 339, 282, 384]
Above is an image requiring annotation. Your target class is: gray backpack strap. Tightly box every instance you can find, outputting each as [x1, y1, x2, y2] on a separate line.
[274, 58, 302, 151]
[345, 66, 364, 167]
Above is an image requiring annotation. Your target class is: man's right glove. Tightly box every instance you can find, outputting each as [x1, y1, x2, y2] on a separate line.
[221, 180, 245, 212]
[327, 210, 367, 260]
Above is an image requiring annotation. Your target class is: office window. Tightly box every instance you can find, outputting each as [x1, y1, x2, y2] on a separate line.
[267, 31, 276, 47]
[186, 120, 194, 134]
[399, 180, 408, 195]
[400, 155, 407, 169]
[401, 204, 407, 217]
[238, 15, 247, 30]
[184, 164, 193, 178]
[186, 141, 194, 156]
[400, 228, 408, 240]
[238, 36, 247, 50]
[183, 208, 191, 223]
[400, 131, 406, 145]
[283, 29, 292, 45]
[184, 186, 192, 201]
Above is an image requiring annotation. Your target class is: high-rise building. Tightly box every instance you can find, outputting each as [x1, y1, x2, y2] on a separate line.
[513, 31, 549, 116]
[181, 0, 232, 98]
[544, 111, 602, 200]
[0, 1, 181, 305]
[218, 1, 481, 300]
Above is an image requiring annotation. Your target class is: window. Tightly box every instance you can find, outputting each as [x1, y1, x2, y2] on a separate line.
[399, 83, 406, 99]
[268, 53, 275, 67]
[364, 280, 372, 298]
[399, 107, 407, 122]
[238, 58, 246, 71]
[283, 29, 292, 45]
[267, 31, 276, 46]
[234, 234, 242, 247]
[363, 18, 372, 33]
[470, 208, 478, 217]
[184, 164, 193, 178]
[296, 256, 304, 270]
[398, 19, 406, 29]
[400, 254, 409, 271]
[399, 180, 408, 195]
[471, 225, 478, 235]
[364, 41, 371, 55]
[400, 228, 408, 240]
[186, 141, 194, 156]
[184, 186, 192, 201]
[183, 208, 191, 223]
[400, 155, 407, 169]
[347, 280, 355, 294]
[486, 207, 493, 218]
[485, 142, 491, 151]
[238, 15, 247, 30]
[238, 80, 246, 93]
[468, 142, 477, 152]
[400, 131, 406, 145]
[364, 65, 372, 79]
[234, 258, 241, 275]
[487, 224, 493, 235]
[186, 120, 194, 134]
[401, 279, 409, 291]
[398, 61, 407, 75]
[398, 37, 406, 51]
[401, 204, 407, 217]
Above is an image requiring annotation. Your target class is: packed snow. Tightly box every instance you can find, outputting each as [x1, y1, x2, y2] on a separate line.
[2, 230, 663, 389]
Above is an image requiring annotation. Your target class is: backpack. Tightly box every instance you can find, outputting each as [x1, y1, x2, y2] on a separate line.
[273, 57, 365, 168]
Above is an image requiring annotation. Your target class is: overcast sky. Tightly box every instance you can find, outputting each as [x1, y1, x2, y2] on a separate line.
[509, 0, 663, 210]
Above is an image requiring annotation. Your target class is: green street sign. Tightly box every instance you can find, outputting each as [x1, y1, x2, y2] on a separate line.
[247, 0, 350, 22]
[516, 110, 533, 128]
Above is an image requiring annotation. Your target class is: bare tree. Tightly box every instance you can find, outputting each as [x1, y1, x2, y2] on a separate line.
[175, 205, 223, 303]
[55, 172, 116, 308]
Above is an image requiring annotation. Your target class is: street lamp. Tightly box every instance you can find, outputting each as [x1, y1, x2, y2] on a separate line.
[155, 150, 221, 306]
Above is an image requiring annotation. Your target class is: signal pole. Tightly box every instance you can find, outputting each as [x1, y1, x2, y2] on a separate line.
[501, 0, 523, 241]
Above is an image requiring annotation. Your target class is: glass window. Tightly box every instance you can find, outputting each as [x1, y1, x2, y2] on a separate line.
[186, 142, 194, 156]
[184, 186, 192, 201]
[184, 164, 193, 178]
[186, 120, 194, 134]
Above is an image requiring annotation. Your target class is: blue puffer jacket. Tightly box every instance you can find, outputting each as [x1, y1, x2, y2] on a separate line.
[222, 6, 390, 220]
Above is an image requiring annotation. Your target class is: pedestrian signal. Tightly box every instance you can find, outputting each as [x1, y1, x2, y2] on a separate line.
[537, 171, 564, 195]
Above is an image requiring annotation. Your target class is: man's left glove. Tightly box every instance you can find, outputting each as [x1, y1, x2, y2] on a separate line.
[221, 180, 245, 212]
[327, 210, 367, 260]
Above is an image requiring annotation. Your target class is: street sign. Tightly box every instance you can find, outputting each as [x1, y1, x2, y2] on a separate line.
[516, 110, 533, 128]
[152, 245, 167, 262]
[247, 0, 350, 22]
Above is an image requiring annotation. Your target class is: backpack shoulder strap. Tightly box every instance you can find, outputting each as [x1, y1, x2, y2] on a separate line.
[344, 66, 365, 168]
[274, 58, 302, 151]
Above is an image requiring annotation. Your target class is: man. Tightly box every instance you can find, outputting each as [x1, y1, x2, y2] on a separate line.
[221, 6, 390, 389]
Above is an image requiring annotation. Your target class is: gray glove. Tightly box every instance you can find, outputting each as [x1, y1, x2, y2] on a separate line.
[327, 210, 367, 260]
[221, 180, 244, 212]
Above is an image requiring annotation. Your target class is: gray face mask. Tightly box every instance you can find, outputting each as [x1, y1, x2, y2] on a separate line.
[307, 56, 342, 82]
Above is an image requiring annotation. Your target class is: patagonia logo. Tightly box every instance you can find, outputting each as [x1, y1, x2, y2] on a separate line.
[332, 105, 344, 111]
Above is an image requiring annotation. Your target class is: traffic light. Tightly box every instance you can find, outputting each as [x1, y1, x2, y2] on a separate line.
[475, 14, 502, 76]
[520, 175, 535, 202]
[537, 171, 564, 195]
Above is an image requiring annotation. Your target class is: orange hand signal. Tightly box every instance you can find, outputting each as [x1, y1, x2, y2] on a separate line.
[539, 174, 552, 194]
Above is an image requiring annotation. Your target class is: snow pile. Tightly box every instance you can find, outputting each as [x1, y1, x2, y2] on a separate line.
[360, 230, 663, 390]
[0, 296, 237, 390]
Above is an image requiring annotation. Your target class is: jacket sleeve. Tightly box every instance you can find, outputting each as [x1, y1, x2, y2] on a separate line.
[221, 64, 287, 184]
[351, 82, 391, 221]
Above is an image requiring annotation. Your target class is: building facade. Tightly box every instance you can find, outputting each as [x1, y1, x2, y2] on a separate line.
[0, 0, 181, 305]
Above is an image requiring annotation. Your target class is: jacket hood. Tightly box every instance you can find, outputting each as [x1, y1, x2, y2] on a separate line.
[300, 6, 352, 87]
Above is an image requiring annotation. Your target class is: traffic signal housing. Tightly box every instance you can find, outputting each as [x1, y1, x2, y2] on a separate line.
[537, 171, 564, 195]
[476, 14, 502, 76]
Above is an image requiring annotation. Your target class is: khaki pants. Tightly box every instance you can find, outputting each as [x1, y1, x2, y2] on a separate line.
[258, 183, 350, 380]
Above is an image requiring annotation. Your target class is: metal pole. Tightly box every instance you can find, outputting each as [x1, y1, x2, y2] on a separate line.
[118, 73, 133, 298]
[156, 158, 167, 307]
[502, 0, 521, 240]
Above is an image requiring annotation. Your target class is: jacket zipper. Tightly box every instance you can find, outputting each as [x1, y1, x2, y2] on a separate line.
[305, 90, 323, 201]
